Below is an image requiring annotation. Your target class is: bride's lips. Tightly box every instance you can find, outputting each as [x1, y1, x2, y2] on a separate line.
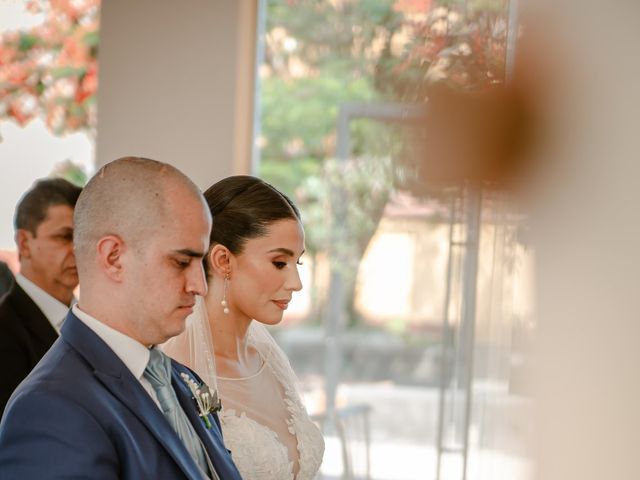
[272, 299, 290, 310]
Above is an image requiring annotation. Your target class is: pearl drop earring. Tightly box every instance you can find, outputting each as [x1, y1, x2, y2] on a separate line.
[221, 274, 230, 315]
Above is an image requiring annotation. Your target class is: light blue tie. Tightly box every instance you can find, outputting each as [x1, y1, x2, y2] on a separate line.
[144, 348, 211, 478]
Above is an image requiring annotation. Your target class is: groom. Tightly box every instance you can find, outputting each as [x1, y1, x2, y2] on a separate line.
[0, 157, 242, 479]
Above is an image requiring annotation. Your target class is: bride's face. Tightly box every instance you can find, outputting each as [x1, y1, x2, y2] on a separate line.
[227, 219, 304, 325]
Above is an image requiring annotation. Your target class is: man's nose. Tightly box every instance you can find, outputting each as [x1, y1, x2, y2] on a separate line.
[187, 264, 208, 296]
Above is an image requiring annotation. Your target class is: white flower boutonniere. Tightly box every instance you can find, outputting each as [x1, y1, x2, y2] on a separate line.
[180, 373, 222, 429]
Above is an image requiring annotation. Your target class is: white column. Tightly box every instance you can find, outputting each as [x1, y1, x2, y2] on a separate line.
[95, 0, 257, 189]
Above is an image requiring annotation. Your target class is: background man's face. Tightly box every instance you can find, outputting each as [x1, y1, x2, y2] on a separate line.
[19, 204, 78, 301]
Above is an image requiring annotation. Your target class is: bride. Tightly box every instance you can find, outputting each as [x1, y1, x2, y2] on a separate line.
[163, 176, 324, 480]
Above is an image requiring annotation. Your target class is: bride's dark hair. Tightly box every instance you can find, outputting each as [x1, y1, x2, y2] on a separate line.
[202, 175, 301, 278]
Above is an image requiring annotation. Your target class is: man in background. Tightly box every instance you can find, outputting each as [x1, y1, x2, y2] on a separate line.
[0, 177, 82, 417]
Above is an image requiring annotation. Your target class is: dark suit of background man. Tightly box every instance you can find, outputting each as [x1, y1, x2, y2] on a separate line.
[0, 177, 82, 417]
[0, 261, 14, 298]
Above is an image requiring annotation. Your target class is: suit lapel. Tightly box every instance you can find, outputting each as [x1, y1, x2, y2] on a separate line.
[10, 283, 58, 348]
[61, 312, 204, 480]
[172, 366, 229, 477]
[94, 371, 205, 480]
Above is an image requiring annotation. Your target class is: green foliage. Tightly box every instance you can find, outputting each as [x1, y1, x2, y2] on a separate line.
[82, 30, 100, 47]
[297, 155, 396, 250]
[259, 0, 424, 325]
[260, 0, 423, 185]
[50, 160, 88, 187]
[469, 0, 507, 13]
[295, 155, 397, 325]
[50, 66, 87, 79]
[260, 73, 375, 166]
[18, 33, 39, 51]
[260, 156, 320, 200]
[259, 0, 509, 326]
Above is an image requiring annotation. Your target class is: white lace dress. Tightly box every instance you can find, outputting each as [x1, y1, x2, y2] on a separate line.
[217, 353, 324, 480]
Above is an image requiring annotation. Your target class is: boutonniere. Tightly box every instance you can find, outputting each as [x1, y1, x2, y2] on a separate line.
[180, 373, 222, 429]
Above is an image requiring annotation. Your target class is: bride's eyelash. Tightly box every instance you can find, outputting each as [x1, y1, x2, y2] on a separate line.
[272, 259, 303, 269]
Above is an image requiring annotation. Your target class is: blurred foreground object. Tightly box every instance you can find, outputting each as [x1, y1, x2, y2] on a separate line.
[420, 82, 534, 187]
[526, 2, 640, 480]
[424, 1, 640, 479]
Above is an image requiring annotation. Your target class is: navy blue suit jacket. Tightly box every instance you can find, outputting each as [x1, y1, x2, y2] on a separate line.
[0, 311, 242, 480]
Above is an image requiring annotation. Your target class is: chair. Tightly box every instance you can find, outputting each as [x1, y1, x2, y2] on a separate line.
[313, 403, 372, 480]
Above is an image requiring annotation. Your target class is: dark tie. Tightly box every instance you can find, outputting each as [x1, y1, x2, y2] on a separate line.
[144, 348, 214, 478]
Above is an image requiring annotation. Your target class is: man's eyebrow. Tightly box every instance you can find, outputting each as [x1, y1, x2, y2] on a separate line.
[267, 248, 305, 257]
[172, 248, 206, 258]
[51, 226, 73, 235]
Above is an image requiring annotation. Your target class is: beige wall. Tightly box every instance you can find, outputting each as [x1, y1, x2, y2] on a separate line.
[96, 0, 257, 189]
[354, 217, 533, 337]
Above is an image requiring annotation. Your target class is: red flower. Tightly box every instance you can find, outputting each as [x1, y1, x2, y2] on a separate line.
[8, 102, 35, 126]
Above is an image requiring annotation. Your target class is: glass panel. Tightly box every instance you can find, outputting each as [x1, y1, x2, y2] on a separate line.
[255, 1, 532, 479]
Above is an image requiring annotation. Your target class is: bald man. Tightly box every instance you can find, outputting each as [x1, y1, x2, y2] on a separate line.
[0, 158, 242, 480]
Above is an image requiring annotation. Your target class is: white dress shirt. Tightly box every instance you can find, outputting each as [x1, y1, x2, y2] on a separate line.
[15, 274, 72, 333]
[72, 304, 161, 409]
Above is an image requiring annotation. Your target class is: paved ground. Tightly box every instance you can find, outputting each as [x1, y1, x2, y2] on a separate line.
[308, 383, 534, 480]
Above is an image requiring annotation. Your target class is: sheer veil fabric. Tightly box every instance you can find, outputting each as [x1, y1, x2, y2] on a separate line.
[162, 296, 219, 392]
[161, 297, 325, 480]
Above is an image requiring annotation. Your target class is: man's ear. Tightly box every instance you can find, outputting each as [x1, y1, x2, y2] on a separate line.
[209, 244, 232, 277]
[15, 229, 33, 260]
[96, 235, 125, 281]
